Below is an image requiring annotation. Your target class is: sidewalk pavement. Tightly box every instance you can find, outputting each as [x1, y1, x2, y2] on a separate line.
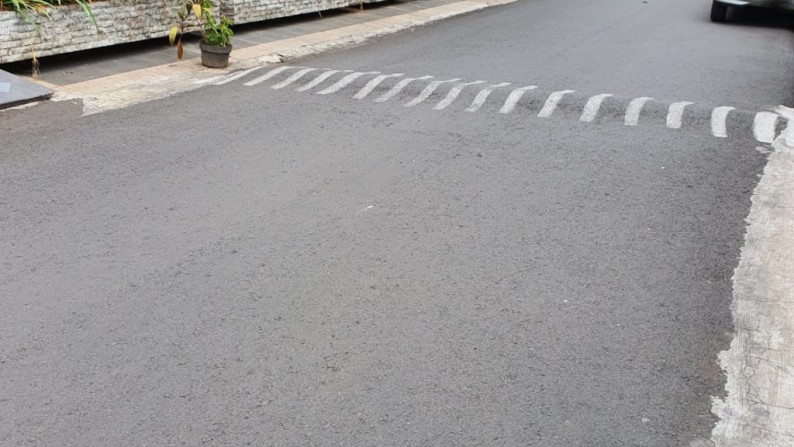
[0, 0, 515, 114]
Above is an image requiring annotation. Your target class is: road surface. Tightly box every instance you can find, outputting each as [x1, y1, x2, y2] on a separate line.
[2, 0, 793, 445]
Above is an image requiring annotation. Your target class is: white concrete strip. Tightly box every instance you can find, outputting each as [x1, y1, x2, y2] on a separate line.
[667, 101, 693, 129]
[433, 80, 486, 110]
[711, 125, 794, 447]
[752, 111, 779, 144]
[466, 82, 510, 112]
[538, 90, 575, 118]
[774, 106, 794, 147]
[405, 78, 461, 107]
[353, 73, 404, 99]
[499, 85, 537, 114]
[295, 69, 352, 92]
[243, 66, 294, 86]
[711, 106, 735, 138]
[784, 120, 794, 147]
[271, 68, 316, 89]
[624, 97, 653, 126]
[214, 66, 263, 85]
[316, 71, 380, 95]
[375, 75, 433, 103]
[0, 82, 10, 93]
[580, 93, 612, 123]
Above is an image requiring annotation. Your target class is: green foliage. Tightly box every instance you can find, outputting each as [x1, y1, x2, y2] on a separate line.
[202, 15, 232, 47]
[169, 0, 233, 60]
[1, 0, 50, 26]
[1, 0, 96, 32]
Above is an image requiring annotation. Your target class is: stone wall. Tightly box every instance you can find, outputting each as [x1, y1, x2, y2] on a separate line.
[0, 0, 390, 64]
[222, 0, 382, 24]
[0, 0, 180, 64]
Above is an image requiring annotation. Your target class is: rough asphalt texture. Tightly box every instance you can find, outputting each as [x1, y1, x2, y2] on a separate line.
[1, 0, 792, 445]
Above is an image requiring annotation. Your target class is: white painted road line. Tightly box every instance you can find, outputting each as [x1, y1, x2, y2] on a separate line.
[667, 101, 693, 129]
[295, 69, 353, 92]
[317, 71, 380, 95]
[194, 75, 228, 85]
[375, 75, 433, 103]
[271, 68, 317, 89]
[228, 64, 778, 143]
[580, 93, 612, 123]
[753, 112, 779, 144]
[500, 85, 537, 114]
[625, 97, 653, 126]
[214, 66, 264, 85]
[405, 78, 461, 107]
[466, 82, 510, 112]
[433, 80, 486, 110]
[354, 73, 404, 99]
[711, 106, 735, 138]
[0, 82, 10, 93]
[538, 90, 575, 118]
[243, 66, 294, 86]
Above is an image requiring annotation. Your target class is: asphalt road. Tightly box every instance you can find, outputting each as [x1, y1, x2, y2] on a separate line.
[2, 0, 793, 445]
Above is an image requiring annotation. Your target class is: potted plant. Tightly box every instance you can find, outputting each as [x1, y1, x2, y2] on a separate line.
[169, 0, 234, 68]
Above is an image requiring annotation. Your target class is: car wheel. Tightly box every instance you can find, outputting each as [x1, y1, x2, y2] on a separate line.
[711, 1, 728, 22]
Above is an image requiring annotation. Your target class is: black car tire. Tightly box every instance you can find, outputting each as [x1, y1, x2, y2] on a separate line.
[711, 1, 728, 22]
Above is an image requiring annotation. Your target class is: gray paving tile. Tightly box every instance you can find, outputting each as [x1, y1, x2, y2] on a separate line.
[0, 69, 53, 109]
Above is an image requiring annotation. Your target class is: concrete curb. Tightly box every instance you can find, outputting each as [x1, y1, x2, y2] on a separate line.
[710, 118, 794, 447]
[47, 0, 516, 115]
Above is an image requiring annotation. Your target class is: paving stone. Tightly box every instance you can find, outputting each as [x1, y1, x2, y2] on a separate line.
[0, 69, 53, 109]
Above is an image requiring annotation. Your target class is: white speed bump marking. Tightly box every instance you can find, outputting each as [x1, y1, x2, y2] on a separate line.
[404, 78, 460, 107]
[235, 64, 783, 145]
[466, 82, 510, 112]
[499, 85, 537, 114]
[580, 93, 613, 123]
[666, 101, 693, 129]
[538, 90, 575, 118]
[625, 97, 653, 126]
[711, 106, 735, 138]
[753, 112, 779, 144]
[272, 68, 317, 90]
[433, 80, 486, 110]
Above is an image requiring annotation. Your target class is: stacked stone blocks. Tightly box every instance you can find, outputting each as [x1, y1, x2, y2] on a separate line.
[0, 0, 389, 64]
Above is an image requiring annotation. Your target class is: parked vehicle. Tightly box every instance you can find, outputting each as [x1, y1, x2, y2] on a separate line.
[711, 0, 794, 22]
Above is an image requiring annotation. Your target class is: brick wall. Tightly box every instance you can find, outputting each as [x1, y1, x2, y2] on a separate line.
[0, 0, 390, 64]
